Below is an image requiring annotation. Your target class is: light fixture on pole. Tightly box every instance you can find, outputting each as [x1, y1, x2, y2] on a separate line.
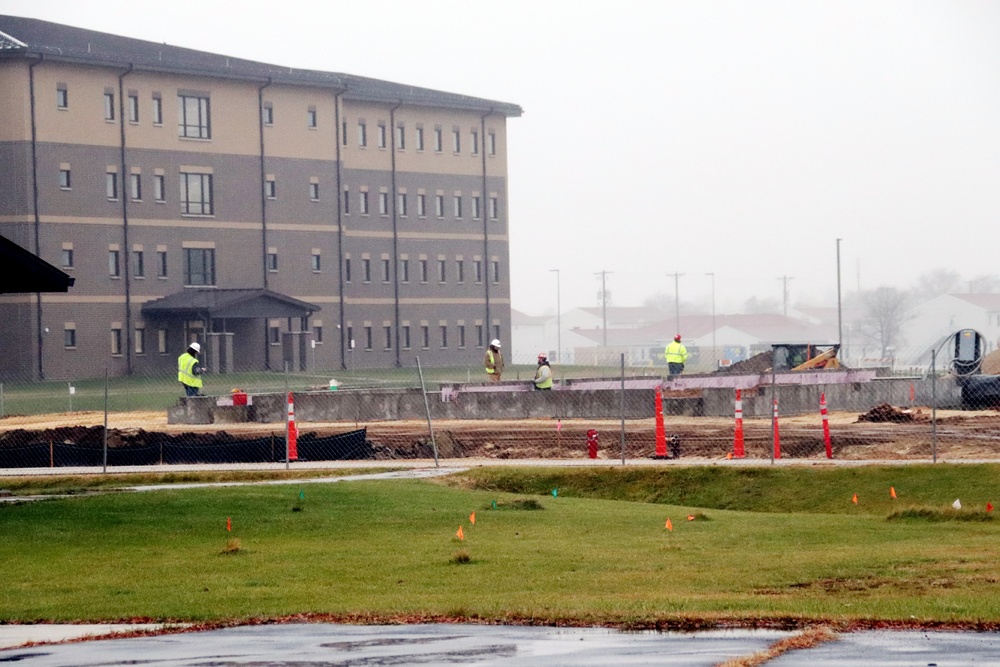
[549, 268, 561, 363]
[705, 272, 716, 369]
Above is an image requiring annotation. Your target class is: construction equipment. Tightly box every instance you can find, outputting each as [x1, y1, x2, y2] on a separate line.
[774, 344, 842, 372]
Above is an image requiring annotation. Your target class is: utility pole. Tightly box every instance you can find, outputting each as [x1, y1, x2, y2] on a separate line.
[777, 275, 793, 316]
[595, 270, 611, 346]
[836, 238, 843, 351]
[549, 268, 561, 363]
[667, 272, 683, 335]
[705, 272, 716, 368]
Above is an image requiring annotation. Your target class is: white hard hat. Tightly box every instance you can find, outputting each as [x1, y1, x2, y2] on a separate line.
[490, 339, 501, 348]
[189, 342, 201, 352]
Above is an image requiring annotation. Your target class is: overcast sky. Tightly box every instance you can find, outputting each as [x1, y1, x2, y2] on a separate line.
[4, 0, 999, 317]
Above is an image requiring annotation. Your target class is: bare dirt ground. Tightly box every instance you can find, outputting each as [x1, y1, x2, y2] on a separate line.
[0, 406, 998, 461]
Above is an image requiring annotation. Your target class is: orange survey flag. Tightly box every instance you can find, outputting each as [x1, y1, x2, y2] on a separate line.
[665, 518, 673, 532]
[456, 526, 464, 540]
[226, 517, 232, 532]
[890, 486, 897, 499]
[687, 515, 695, 521]
[852, 494, 858, 504]
[469, 512, 476, 525]
[988, 502, 994, 512]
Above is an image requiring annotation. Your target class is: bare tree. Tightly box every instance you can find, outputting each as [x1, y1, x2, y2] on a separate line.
[913, 269, 961, 299]
[969, 274, 1000, 293]
[860, 286, 912, 357]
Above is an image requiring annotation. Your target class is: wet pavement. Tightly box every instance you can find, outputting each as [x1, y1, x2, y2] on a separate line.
[2, 624, 1000, 666]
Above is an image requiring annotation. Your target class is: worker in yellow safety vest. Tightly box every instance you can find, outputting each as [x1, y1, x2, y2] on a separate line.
[178, 342, 204, 397]
[664, 334, 688, 378]
[533, 353, 553, 390]
[484, 339, 504, 382]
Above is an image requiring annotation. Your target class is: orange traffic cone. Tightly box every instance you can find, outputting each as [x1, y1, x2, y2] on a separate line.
[654, 386, 667, 458]
[820, 392, 832, 459]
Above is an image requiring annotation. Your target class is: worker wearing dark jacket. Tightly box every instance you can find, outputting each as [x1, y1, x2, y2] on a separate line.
[178, 342, 204, 397]
[484, 339, 504, 382]
[664, 334, 688, 378]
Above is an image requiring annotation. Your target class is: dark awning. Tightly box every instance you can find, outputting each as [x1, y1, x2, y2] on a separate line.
[141, 289, 320, 319]
[0, 234, 75, 294]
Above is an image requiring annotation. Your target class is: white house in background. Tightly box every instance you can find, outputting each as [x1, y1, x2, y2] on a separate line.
[510, 309, 551, 365]
[900, 294, 1000, 366]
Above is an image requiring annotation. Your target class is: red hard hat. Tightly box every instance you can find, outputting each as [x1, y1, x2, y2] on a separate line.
[674, 334, 682, 342]
[538, 352, 547, 359]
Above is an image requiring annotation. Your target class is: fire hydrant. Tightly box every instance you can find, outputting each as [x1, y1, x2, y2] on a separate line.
[586, 429, 599, 459]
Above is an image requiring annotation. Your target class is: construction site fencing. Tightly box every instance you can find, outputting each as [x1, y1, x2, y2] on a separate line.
[0, 350, 998, 472]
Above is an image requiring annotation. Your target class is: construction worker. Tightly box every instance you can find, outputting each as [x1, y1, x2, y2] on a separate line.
[533, 353, 553, 390]
[664, 334, 688, 378]
[484, 339, 504, 382]
[178, 342, 204, 397]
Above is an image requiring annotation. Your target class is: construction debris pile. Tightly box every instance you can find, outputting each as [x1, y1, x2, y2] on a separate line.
[857, 404, 917, 423]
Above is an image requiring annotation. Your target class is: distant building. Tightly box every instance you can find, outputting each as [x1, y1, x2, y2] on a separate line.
[0, 15, 521, 380]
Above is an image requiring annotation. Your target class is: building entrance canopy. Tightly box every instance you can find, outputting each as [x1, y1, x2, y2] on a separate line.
[141, 289, 320, 320]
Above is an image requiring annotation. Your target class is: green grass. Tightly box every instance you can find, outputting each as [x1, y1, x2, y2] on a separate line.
[1, 466, 999, 625]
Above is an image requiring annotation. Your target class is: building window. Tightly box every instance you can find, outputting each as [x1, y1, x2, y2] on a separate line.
[307, 107, 317, 128]
[402, 325, 411, 349]
[400, 258, 409, 283]
[452, 129, 461, 153]
[474, 260, 483, 283]
[106, 172, 118, 200]
[309, 182, 320, 201]
[130, 173, 142, 201]
[128, 94, 139, 123]
[417, 194, 426, 217]
[267, 251, 278, 271]
[471, 130, 479, 155]
[377, 124, 387, 148]
[265, 179, 276, 199]
[421, 325, 430, 349]
[453, 196, 462, 219]
[61, 248, 73, 268]
[458, 325, 466, 348]
[440, 325, 448, 348]
[178, 94, 211, 139]
[344, 257, 351, 282]
[311, 253, 321, 272]
[154, 174, 165, 202]
[343, 187, 350, 214]
[364, 326, 373, 351]
[342, 120, 347, 146]
[134, 326, 145, 355]
[472, 196, 481, 219]
[59, 168, 71, 189]
[184, 247, 216, 286]
[362, 258, 371, 283]
[494, 324, 501, 342]
[314, 325, 323, 343]
[104, 92, 115, 121]
[111, 327, 122, 355]
[378, 192, 388, 216]
[180, 172, 213, 215]
[490, 196, 499, 220]
[262, 103, 274, 125]
[152, 95, 163, 125]
[346, 326, 353, 349]
[108, 249, 120, 277]
[56, 86, 68, 109]
[269, 325, 281, 345]
[359, 191, 369, 215]
[358, 121, 367, 146]
[381, 258, 390, 282]
[64, 327, 76, 349]
[384, 325, 392, 350]
[492, 260, 501, 283]
[488, 131, 496, 156]
[435, 194, 444, 218]
[419, 259, 428, 283]
[415, 127, 424, 151]
[158, 328, 168, 354]
[433, 127, 443, 152]
[396, 125, 405, 149]
[456, 259, 464, 283]
[157, 250, 167, 277]
[133, 250, 144, 278]
[476, 324, 484, 347]
[437, 259, 446, 283]
[398, 193, 407, 217]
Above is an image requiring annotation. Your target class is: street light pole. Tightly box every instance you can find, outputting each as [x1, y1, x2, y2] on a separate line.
[705, 272, 716, 369]
[836, 238, 843, 352]
[549, 268, 561, 363]
[667, 272, 683, 335]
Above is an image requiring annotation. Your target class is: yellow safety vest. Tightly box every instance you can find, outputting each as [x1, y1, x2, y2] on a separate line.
[177, 352, 203, 388]
[664, 341, 688, 364]
[534, 365, 553, 389]
[486, 349, 497, 374]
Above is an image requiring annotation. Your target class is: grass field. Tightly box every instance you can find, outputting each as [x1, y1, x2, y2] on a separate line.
[1, 465, 998, 626]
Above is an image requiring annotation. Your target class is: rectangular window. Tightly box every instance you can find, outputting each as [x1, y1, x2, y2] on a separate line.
[104, 91, 115, 121]
[130, 173, 142, 200]
[402, 325, 411, 349]
[108, 249, 120, 277]
[184, 247, 216, 286]
[452, 129, 461, 153]
[343, 187, 350, 214]
[492, 260, 501, 283]
[377, 124, 387, 148]
[262, 103, 274, 125]
[152, 95, 163, 125]
[435, 194, 444, 217]
[178, 94, 210, 139]
[471, 130, 479, 155]
[378, 191, 388, 215]
[438, 259, 446, 283]
[342, 120, 348, 146]
[154, 174, 165, 202]
[398, 193, 407, 217]
[362, 258, 371, 283]
[267, 251, 278, 271]
[158, 328, 168, 354]
[59, 168, 71, 189]
[128, 94, 139, 123]
[111, 327, 122, 355]
[307, 107, 317, 128]
[56, 86, 68, 109]
[421, 325, 430, 349]
[309, 182, 320, 201]
[269, 325, 281, 345]
[400, 258, 409, 282]
[381, 258, 390, 282]
[476, 324, 484, 347]
[396, 125, 405, 149]
[419, 259, 428, 283]
[458, 325, 466, 348]
[360, 191, 369, 215]
[453, 196, 462, 218]
[180, 172, 213, 215]
[456, 259, 464, 283]
[475, 260, 483, 283]
[311, 253, 321, 272]
[157, 250, 167, 277]
[490, 196, 499, 219]
[265, 179, 276, 199]
[344, 257, 351, 282]
[417, 194, 426, 217]
[494, 324, 501, 342]
[472, 195, 481, 219]
[134, 326, 145, 355]
[488, 131, 496, 156]
[364, 326, 373, 350]
[415, 127, 424, 151]
[384, 325, 392, 349]
[433, 127, 443, 152]
[358, 121, 367, 146]
[314, 325, 323, 343]
[61, 248, 73, 268]
[64, 327, 76, 349]
[132, 250, 144, 278]
[346, 326, 354, 350]
[440, 325, 448, 348]
[106, 172, 118, 200]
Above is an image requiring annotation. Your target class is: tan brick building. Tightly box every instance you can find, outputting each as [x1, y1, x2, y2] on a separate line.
[0, 16, 520, 380]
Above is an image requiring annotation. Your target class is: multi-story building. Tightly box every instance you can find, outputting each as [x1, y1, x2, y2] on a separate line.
[0, 15, 520, 381]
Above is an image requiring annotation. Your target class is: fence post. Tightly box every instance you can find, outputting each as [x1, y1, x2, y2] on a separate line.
[284, 361, 290, 470]
[416, 357, 439, 467]
[102, 367, 108, 474]
[620, 353, 626, 465]
[931, 348, 937, 464]
[770, 362, 777, 465]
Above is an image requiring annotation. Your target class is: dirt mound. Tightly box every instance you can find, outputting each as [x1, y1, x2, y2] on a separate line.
[720, 351, 773, 375]
[981, 349, 1000, 375]
[857, 404, 915, 423]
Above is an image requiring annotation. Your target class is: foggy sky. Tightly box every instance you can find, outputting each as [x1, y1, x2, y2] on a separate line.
[4, 0, 999, 317]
